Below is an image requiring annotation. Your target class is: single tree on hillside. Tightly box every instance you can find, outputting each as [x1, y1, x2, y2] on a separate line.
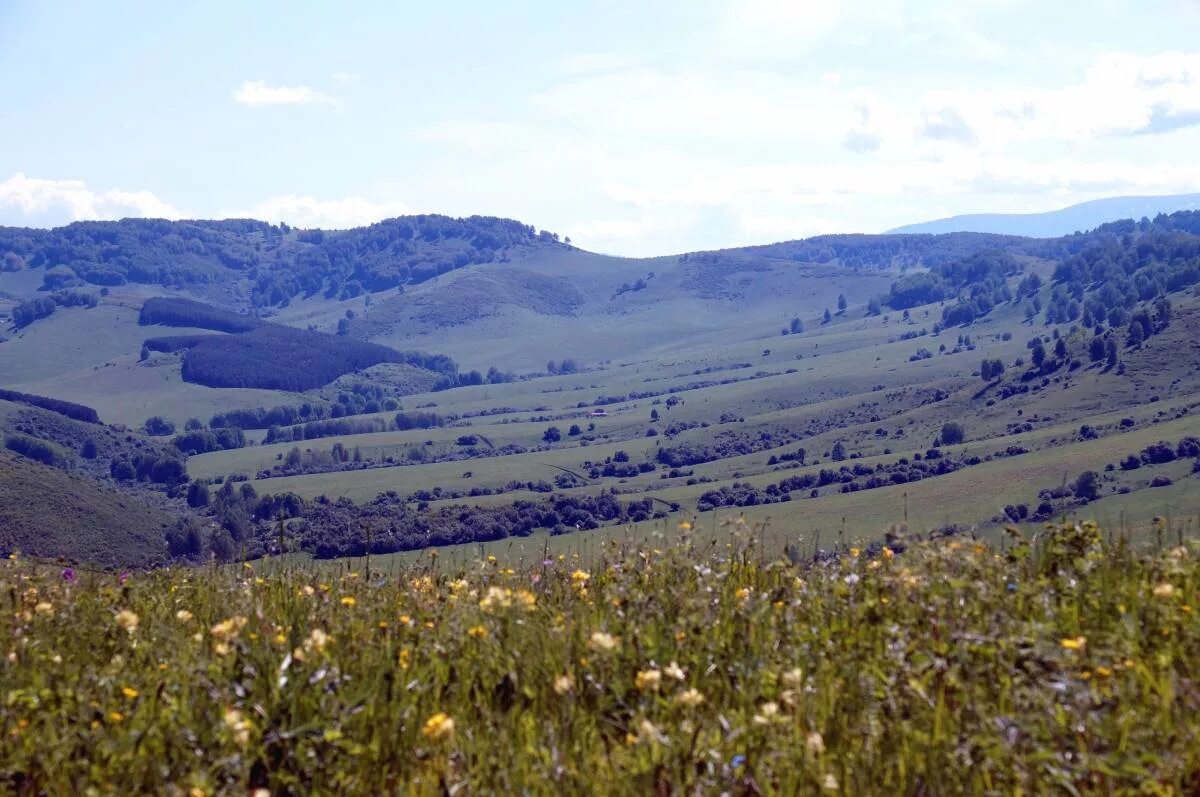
[1074, 470, 1101, 501]
[144, 416, 175, 436]
[837, 294, 847, 312]
[940, 422, 965, 446]
[1031, 341, 1046, 370]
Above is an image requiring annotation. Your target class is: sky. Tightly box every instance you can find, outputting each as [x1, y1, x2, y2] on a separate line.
[1, 0, 1199, 256]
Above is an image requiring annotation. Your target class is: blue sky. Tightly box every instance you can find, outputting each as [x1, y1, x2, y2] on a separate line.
[1, 0, 1199, 255]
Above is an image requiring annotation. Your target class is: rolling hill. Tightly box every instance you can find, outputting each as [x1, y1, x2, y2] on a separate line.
[2, 209, 1200, 566]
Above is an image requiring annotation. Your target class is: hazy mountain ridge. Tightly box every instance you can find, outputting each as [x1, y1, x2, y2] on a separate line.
[889, 193, 1200, 237]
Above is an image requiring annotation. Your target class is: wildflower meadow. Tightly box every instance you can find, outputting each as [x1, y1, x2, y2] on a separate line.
[1, 522, 1198, 794]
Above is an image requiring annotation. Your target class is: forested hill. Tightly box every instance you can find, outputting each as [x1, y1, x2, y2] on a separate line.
[0, 215, 560, 307]
[4, 210, 1200, 315]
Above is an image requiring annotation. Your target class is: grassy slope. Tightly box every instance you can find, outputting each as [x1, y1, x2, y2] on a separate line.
[0, 451, 172, 566]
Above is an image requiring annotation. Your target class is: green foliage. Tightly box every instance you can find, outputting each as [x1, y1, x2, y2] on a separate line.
[0, 389, 100, 424]
[143, 416, 175, 437]
[0, 215, 552, 308]
[939, 421, 965, 446]
[4, 434, 70, 468]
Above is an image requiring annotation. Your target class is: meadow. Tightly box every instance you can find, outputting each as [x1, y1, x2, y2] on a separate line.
[1, 521, 1197, 795]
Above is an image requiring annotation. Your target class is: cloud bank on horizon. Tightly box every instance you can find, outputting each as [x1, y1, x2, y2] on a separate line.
[0, 0, 1198, 255]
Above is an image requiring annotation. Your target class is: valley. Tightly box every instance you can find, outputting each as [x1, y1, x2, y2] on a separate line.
[2, 212, 1200, 566]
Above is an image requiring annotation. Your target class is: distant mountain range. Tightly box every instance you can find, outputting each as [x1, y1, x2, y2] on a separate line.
[889, 193, 1200, 237]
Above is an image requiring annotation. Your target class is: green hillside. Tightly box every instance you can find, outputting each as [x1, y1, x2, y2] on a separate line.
[2, 211, 1200, 566]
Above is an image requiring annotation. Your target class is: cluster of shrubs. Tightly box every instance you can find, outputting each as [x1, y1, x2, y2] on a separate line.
[262, 410, 446, 445]
[182, 484, 662, 560]
[1116, 437, 1200, 471]
[109, 452, 187, 486]
[172, 428, 246, 456]
[0, 389, 100, 423]
[288, 491, 661, 559]
[1019, 435, 1200, 522]
[696, 446, 1036, 511]
[656, 429, 801, 468]
[4, 434, 71, 468]
[265, 416, 391, 444]
[11, 290, 99, 328]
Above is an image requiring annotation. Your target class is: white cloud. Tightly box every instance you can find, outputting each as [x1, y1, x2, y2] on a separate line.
[218, 195, 413, 229]
[233, 80, 337, 107]
[0, 173, 181, 223]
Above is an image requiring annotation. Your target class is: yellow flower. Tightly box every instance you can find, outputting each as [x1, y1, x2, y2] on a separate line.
[1153, 583, 1176, 598]
[588, 631, 617, 652]
[635, 669, 662, 692]
[34, 602, 53, 616]
[223, 708, 252, 746]
[882, 547, 895, 560]
[678, 520, 693, 531]
[486, 554, 497, 564]
[849, 547, 861, 558]
[1060, 636, 1087, 651]
[479, 586, 513, 611]
[108, 711, 125, 723]
[422, 712, 455, 741]
[340, 596, 357, 607]
[175, 610, 193, 623]
[210, 616, 248, 642]
[571, 570, 591, 584]
[467, 625, 489, 639]
[634, 718, 661, 745]
[114, 610, 140, 634]
[121, 686, 139, 700]
[304, 628, 330, 655]
[735, 587, 751, 601]
[553, 674, 575, 695]
[1095, 666, 1113, 678]
[753, 701, 781, 725]
[398, 647, 412, 670]
[676, 688, 704, 707]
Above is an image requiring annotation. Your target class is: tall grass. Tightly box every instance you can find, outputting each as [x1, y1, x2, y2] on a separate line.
[1, 521, 1197, 794]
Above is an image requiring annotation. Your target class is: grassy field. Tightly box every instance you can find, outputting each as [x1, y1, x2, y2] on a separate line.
[2, 522, 1197, 794]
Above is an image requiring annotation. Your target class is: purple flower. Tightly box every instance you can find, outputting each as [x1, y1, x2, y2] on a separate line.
[61, 568, 77, 583]
[119, 572, 131, 585]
